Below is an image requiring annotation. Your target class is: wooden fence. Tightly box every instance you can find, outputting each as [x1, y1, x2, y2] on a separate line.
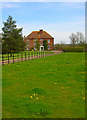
[1, 51, 56, 65]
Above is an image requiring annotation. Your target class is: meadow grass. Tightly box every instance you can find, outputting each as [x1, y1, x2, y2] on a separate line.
[2, 52, 85, 118]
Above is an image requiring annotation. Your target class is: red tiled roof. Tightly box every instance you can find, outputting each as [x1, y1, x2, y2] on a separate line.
[25, 30, 54, 39]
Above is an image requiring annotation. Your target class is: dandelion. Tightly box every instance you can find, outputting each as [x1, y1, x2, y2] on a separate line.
[62, 86, 64, 90]
[34, 94, 35, 96]
[36, 97, 39, 100]
[82, 97, 85, 100]
[54, 83, 57, 85]
[30, 96, 33, 98]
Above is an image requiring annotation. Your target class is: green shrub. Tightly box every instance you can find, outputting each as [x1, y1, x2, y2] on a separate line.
[63, 47, 84, 52]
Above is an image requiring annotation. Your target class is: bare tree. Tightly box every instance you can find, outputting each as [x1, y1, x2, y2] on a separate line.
[69, 33, 77, 45]
[69, 32, 85, 45]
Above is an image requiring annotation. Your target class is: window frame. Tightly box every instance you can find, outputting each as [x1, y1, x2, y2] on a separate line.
[34, 42, 36, 46]
[48, 39, 50, 43]
[40, 39, 43, 41]
[34, 39, 37, 41]
[48, 45, 50, 49]
[41, 42, 43, 46]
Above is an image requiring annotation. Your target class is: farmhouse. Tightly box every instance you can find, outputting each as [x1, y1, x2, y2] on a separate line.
[24, 29, 54, 50]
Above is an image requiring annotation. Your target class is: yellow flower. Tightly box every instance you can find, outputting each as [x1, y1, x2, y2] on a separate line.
[54, 83, 57, 85]
[34, 94, 35, 96]
[82, 97, 85, 100]
[30, 96, 33, 98]
[36, 97, 38, 100]
[62, 87, 64, 90]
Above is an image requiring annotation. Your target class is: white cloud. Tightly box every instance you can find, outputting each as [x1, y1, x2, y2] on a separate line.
[1, 0, 86, 2]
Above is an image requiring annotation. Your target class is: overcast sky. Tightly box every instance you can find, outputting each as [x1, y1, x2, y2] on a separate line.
[1, 1, 85, 44]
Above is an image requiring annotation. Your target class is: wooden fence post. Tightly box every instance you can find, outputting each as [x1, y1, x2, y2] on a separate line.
[42, 51, 44, 57]
[37, 51, 38, 58]
[32, 52, 33, 59]
[45, 51, 46, 56]
[41, 51, 42, 57]
[34, 51, 35, 59]
[25, 52, 26, 61]
[13, 52, 14, 63]
[40, 51, 42, 57]
[28, 52, 30, 60]
[43, 51, 44, 57]
[30, 52, 31, 60]
[21, 52, 23, 61]
[33, 51, 34, 59]
[39, 51, 40, 58]
[42, 51, 43, 57]
[18, 52, 19, 63]
[44, 51, 45, 57]
[8, 53, 9, 64]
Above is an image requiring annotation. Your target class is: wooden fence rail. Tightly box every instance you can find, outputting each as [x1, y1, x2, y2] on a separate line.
[0, 51, 58, 65]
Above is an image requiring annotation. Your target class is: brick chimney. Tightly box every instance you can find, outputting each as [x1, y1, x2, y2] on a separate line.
[39, 29, 43, 34]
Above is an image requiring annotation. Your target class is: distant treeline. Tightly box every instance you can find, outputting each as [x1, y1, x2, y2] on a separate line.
[54, 32, 86, 52]
[54, 44, 86, 52]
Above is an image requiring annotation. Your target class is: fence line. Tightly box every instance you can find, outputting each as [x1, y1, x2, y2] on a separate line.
[0, 51, 62, 65]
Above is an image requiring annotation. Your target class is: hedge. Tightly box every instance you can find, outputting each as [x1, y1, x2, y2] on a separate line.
[63, 47, 85, 52]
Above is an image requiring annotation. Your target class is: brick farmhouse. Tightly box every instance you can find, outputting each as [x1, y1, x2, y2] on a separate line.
[24, 30, 54, 50]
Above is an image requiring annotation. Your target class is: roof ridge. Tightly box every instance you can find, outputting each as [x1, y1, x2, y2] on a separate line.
[25, 30, 54, 39]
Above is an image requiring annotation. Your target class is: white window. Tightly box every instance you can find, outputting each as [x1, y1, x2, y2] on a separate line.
[48, 45, 50, 49]
[34, 42, 36, 46]
[41, 43, 43, 46]
[40, 39, 43, 41]
[48, 39, 50, 43]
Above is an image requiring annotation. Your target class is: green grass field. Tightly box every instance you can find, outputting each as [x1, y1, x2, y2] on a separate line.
[2, 52, 85, 118]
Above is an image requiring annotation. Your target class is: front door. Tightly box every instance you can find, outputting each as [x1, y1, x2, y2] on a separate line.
[40, 46, 44, 51]
[41, 47, 43, 51]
